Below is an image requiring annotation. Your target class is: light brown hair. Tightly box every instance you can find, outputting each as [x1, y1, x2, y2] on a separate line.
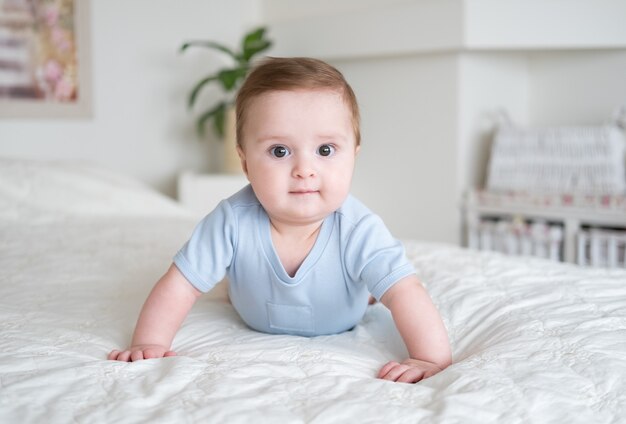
[235, 57, 360, 146]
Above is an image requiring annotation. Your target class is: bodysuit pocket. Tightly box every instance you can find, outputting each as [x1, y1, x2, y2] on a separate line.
[266, 302, 315, 334]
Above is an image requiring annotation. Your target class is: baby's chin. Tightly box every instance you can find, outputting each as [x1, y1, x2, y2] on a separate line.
[268, 213, 330, 227]
[262, 192, 350, 225]
[266, 206, 337, 227]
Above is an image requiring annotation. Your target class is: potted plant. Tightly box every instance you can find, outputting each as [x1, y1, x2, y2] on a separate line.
[180, 27, 272, 172]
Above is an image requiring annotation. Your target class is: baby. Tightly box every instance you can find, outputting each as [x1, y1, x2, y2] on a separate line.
[109, 57, 451, 383]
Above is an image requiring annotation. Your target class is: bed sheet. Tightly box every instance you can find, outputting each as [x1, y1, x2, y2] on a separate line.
[1, 158, 625, 423]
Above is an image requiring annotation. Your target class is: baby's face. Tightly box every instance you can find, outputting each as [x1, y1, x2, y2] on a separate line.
[238, 89, 358, 227]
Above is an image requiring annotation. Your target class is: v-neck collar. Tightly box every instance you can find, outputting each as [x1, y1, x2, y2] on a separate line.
[258, 209, 335, 284]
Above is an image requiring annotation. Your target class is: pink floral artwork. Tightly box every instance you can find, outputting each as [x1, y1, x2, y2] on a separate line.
[0, 0, 79, 103]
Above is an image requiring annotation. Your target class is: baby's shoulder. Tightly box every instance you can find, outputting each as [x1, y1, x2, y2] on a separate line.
[225, 184, 260, 209]
[335, 195, 379, 228]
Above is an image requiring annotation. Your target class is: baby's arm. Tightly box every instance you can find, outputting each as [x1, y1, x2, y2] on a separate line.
[108, 264, 201, 362]
[378, 275, 452, 383]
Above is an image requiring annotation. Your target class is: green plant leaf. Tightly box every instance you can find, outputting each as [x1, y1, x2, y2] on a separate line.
[197, 101, 227, 138]
[241, 27, 272, 62]
[183, 26, 272, 140]
[212, 103, 227, 138]
[242, 27, 265, 48]
[242, 40, 272, 62]
[217, 67, 248, 91]
[180, 40, 238, 62]
[188, 75, 218, 109]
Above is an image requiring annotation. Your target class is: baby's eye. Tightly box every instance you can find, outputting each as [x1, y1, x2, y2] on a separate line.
[270, 145, 290, 158]
[317, 144, 335, 157]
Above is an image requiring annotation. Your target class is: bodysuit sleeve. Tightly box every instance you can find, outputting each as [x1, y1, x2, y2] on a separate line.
[343, 214, 415, 301]
[173, 200, 237, 293]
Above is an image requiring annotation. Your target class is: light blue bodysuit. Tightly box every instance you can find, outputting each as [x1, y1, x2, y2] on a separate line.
[174, 185, 415, 336]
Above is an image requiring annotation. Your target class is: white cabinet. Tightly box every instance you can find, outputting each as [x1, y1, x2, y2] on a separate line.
[177, 172, 248, 217]
[463, 190, 626, 268]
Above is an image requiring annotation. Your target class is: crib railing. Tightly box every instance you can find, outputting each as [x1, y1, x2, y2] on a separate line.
[577, 229, 626, 268]
[468, 218, 564, 262]
[468, 217, 626, 268]
[463, 189, 626, 268]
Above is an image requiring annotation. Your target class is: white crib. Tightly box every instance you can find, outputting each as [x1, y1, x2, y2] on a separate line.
[465, 110, 626, 268]
[463, 190, 626, 268]
[577, 229, 626, 268]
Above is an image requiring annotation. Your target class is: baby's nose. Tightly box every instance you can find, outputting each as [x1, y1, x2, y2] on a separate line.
[292, 156, 316, 178]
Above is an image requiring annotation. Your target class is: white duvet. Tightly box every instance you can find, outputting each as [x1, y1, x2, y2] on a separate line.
[1, 158, 625, 423]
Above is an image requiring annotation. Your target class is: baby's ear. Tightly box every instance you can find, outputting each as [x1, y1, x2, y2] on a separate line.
[236, 145, 248, 176]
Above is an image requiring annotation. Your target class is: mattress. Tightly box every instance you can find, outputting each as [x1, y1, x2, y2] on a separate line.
[1, 158, 625, 423]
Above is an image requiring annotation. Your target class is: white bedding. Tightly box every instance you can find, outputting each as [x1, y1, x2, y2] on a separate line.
[1, 158, 625, 423]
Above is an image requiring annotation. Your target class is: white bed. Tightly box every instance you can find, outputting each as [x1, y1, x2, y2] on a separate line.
[1, 157, 625, 423]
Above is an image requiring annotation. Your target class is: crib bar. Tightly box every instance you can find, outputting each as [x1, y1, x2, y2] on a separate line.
[578, 229, 626, 268]
[467, 216, 626, 268]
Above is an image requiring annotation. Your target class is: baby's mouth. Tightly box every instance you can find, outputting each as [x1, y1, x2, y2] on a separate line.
[289, 190, 319, 195]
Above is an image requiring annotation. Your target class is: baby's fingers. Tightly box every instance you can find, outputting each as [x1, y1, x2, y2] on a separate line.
[396, 367, 426, 384]
[378, 361, 407, 379]
[109, 350, 132, 362]
[377, 361, 398, 378]
[143, 348, 176, 359]
[119, 350, 132, 362]
[107, 350, 120, 360]
[108, 347, 177, 361]
[131, 350, 144, 361]
[108, 349, 132, 361]
[380, 364, 411, 381]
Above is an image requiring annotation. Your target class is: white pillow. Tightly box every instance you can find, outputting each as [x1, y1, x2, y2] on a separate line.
[0, 157, 192, 221]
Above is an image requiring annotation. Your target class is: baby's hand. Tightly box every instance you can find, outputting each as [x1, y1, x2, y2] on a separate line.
[108, 344, 177, 362]
[377, 358, 443, 384]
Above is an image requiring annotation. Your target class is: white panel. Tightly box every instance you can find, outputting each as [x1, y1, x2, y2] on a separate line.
[268, 0, 626, 60]
[464, 0, 626, 49]
[269, 0, 464, 60]
[528, 50, 626, 126]
[458, 53, 530, 190]
[336, 54, 460, 242]
[262, 0, 408, 23]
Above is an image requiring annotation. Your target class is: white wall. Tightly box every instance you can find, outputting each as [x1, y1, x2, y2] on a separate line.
[263, 0, 626, 243]
[457, 50, 626, 193]
[457, 53, 530, 191]
[337, 54, 459, 242]
[2, 0, 626, 244]
[0, 0, 262, 195]
[528, 50, 626, 126]
[261, 0, 409, 23]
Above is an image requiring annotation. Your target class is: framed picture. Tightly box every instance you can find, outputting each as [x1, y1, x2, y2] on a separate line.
[0, 0, 91, 118]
